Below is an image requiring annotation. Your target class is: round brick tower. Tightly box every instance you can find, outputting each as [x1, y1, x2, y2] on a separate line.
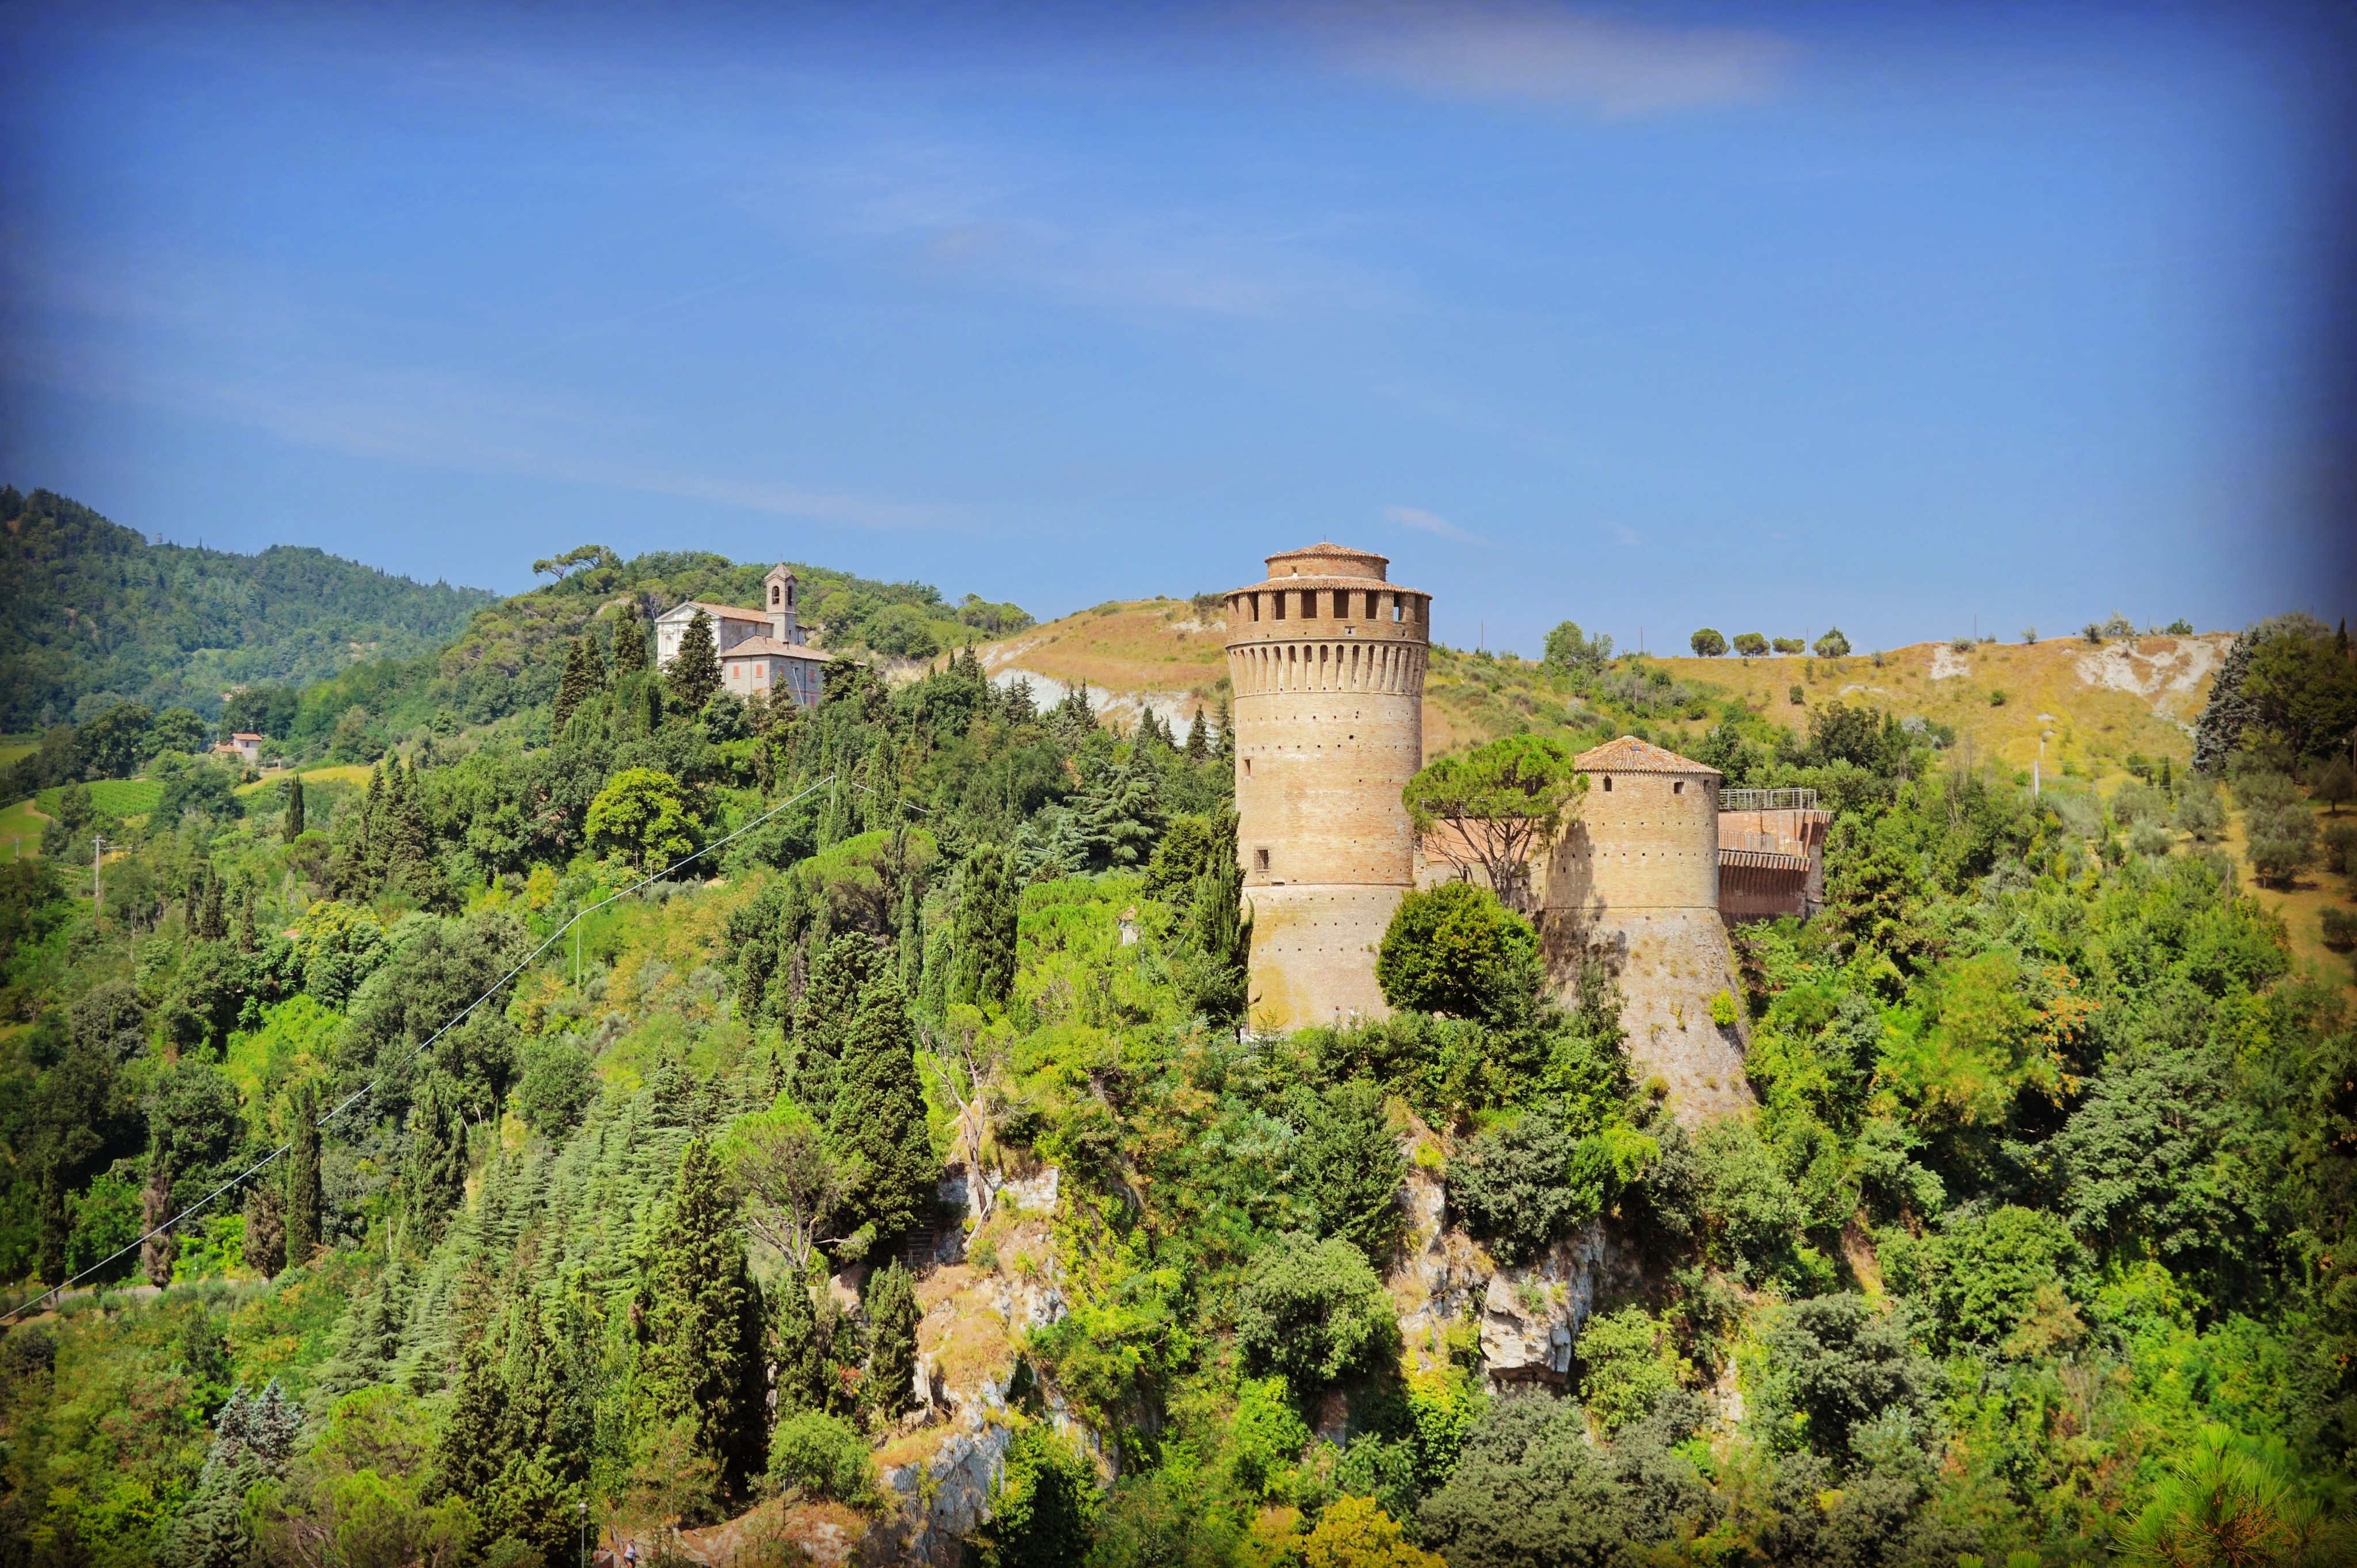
[1225, 543, 1430, 1031]
[1543, 736, 1754, 1121]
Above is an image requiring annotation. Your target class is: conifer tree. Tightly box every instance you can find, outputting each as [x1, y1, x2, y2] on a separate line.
[1184, 837, 1253, 1031]
[612, 600, 649, 675]
[234, 882, 257, 953]
[284, 1084, 322, 1269]
[827, 970, 936, 1241]
[951, 845, 1017, 1012]
[898, 879, 922, 994]
[439, 1337, 508, 1500]
[1212, 694, 1233, 761]
[243, 1177, 285, 1279]
[406, 1073, 468, 1241]
[794, 933, 874, 1120]
[356, 762, 387, 894]
[142, 1154, 176, 1288]
[670, 608, 722, 712]
[552, 638, 589, 732]
[199, 870, 226, 942]
[772, 1275, 827, 1418]
[636, 1140, 767, 1498]
[37, 1170, 67, 1287]
[582, 625, 610, 690]
[282, 772, 305, 841]
[1185, 703, 1209, 762]
[865, 1260, 920, 1420]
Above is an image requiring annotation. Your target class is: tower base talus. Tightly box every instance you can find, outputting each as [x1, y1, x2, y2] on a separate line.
[1245, 884, 1407, 1033]
[1550, 907, 1755, 1125]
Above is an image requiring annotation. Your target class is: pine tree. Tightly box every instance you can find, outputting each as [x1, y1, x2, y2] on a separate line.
[282, 773, 305, 841]
[670, 608, 722, 712]
[772, 1275, 827, 1418]
[793, 933, 874, 1120]
[284, 1084, 322, 1269]
[243, 1178, 285, 1280]
[826, 970, 936, 1241]
[406, 1073, 468, 1242]
[612, 600, 649, 675]
[637, 1140, 767, 1498]
[865, 1260, 921, 1420]
[552, 638, 589, 733]
[951, 845, 1017, 1011]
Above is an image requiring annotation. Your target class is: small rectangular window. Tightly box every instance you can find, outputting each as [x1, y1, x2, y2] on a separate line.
[1254, 848, 1271, 871]
[1244, 757, 1253, 778]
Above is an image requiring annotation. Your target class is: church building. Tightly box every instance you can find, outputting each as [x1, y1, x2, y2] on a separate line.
[653, 563, 830, 709]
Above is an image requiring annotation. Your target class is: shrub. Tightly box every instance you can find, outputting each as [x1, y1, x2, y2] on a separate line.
[1951, 636, 1975, 653]
[2324, 821, 2357, 874]
[513, 1036, 596, 1136]
[766, 1409, 874, 1504]
[1755, 1293, 1933, 1460]
[1988, 689, 2007, 706]
[1303, 1497, 1444, 1568]
[1375, 884, 1541, 1027]
[1788, 685, 1804, 706]
[1230, 1375, 1310, 1498]
[974, 1423, 1100, 1568]
[2323, 909, 2357, 952]
[1708, 990, 1738, 1028]
[1812, 628, 1851, 658]
[1237, 1231, 1399, 1387]
[2129, 821, 2173, 859]
[1689, 629, 1727, 658]
[1906, 1205, 2081, 1352]
[1449, 1117, 1586, 1265]
[1292, 1079, 1409, 1262]
[1576, 1308, 1687, 1434]
[1694, 1121, 1800, 1274]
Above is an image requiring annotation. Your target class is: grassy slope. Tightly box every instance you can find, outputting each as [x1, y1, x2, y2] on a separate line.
[2231, 800, 2356, 990]
[0, 798, 44, 861]
[983, 605, 2226, 777]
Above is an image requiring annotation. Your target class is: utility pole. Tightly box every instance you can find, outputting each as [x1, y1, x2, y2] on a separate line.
[91, 834, 112, 916]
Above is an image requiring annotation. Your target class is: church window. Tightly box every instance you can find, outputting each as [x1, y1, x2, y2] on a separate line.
[1604, 777, 1613, 791]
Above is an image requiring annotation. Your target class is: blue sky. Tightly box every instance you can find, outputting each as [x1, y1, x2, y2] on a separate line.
[3, 1, 2351, 655]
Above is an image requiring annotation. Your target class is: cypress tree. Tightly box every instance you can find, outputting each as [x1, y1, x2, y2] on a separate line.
[1212, 693, 1233, 761]
[826, 969, 935, 1241]
[233, 880, 257, 953]
[243, 1177, 285, 1279]
[951, 845, 1017, 1011]
[552, 638, 589, 733]
[406, 1073, 468, 1241]
[897, 879, 922, 994]
[141, 1154, 177, 1288]
[793, 933, 874, 1120]
[612, 600, 649, 675]
[1185, 703, 1209, 762]
[582, 626, 610, 690]
[439, 1337, 508, 1499]
[772, 1276, 827, 1418]
[284, 1084, 322, 1269]
[358, 762, 388, 892]
[37, 1169, 67, 1287]
[865, 1260, 920, 1420]
[199, 871, 226, 942]
[637, 1140, 766, 1497]
[1184, 841, 1253, 1031]
[670, 608, 722, 712]
[283, 773, 305, 841]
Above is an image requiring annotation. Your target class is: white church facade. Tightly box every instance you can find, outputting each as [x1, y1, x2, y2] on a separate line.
[653, 563, 830, 709]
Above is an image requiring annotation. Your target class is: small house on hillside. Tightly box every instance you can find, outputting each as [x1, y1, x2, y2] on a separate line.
[212, 732, 263, 767]
[653, 563, 830, 709]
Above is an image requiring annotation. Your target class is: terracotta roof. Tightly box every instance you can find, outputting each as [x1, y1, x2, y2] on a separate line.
[721, 638, 830, 661]
[661, 599, 772, 623]
[1573, 735, 1721, 776]
[230, 732, 264, 741]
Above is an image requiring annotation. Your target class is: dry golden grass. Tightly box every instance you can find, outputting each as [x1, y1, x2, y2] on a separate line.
[234, 763, 374, 796]
[979, 598, 1229, 697]
[2225, 800, 2356, 994]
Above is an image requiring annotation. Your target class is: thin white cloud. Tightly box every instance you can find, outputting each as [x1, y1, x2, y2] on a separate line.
[1311, 2, 1792, 116]
[1385, 505, 1485, 544]
[1608, 521, 1641, 547]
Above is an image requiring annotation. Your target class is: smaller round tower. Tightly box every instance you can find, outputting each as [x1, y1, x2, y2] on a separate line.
[1544, 737, 1752, 1122]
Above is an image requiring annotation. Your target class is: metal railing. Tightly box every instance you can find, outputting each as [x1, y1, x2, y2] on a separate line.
[1721, 788, 1820, 812]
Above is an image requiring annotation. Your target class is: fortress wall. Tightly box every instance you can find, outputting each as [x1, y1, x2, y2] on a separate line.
[1245, 884, 1409, 1031]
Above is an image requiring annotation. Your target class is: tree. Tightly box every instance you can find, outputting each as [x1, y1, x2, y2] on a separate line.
[1375, 883, 1541, 1025]
[826, 971, 936, 1241]
[612, 599, 649, 675]
[951, 844, 1019, 1010]
[2116, 1424, 2354, 1567]
[1731, 632, 1768, 658]
[722, 1104, 852, 1272]
[531, 543, 619, 579]
[1303, 1497, 1446, 1568]
[768, 1409, 875, 1504]
[1755, 1292, 1933, 1460]
[1236, 1230, 1398, 1387]
[1293, 1079, 1407, 1262]
[974, 1423, 1101, 1568]
[865, 1260, 920, 1419]
[243, 1178, 285, 1279]
[1142, 815, 1223, 903]
[586, 766, 700, 871]
[282, 773, 304, 841]
[405, 1073, 468, 1242]
[794, 932, 876, 1119]
[551, 638, 591, 732]
[1082, 760, 1165, 869]
[284, 1083, 322, 1269]
[1543, 621, 1612, 671]
[669, 608, 722, 711]
[1402, 736, 1584, 912]
[771, 1276, 830, 1418]
[74, 703, 153, 779]
[513, 1036, 595, 1138]
[1448, 1116, 1592, 1265]
[637, 1140, 767, 1499]
[1181, 836, 1253, 1030]
[1688, 628, 1727, 658]
[1576, 1308, 1686, 1434]
[2316, 755, 2355, 815]
[150, 706, 208, 755]
[1813, 627, 1852, 658]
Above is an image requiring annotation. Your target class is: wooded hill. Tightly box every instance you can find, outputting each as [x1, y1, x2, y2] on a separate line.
[0, 487, 496, 731]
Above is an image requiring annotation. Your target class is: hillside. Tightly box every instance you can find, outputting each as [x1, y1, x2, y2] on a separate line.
[0, 486, 497, 728]
[981, 600, 2226, 781]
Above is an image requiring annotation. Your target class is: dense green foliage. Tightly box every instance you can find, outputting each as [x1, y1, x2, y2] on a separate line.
[0, 568, 2352, 1568]
[0, 486, 493, 732]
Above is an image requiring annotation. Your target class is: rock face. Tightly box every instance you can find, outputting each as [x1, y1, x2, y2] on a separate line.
[1387, 1133, 1620, 1390]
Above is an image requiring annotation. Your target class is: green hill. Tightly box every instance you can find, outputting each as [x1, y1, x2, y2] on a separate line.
[0, 486, 497, 728]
